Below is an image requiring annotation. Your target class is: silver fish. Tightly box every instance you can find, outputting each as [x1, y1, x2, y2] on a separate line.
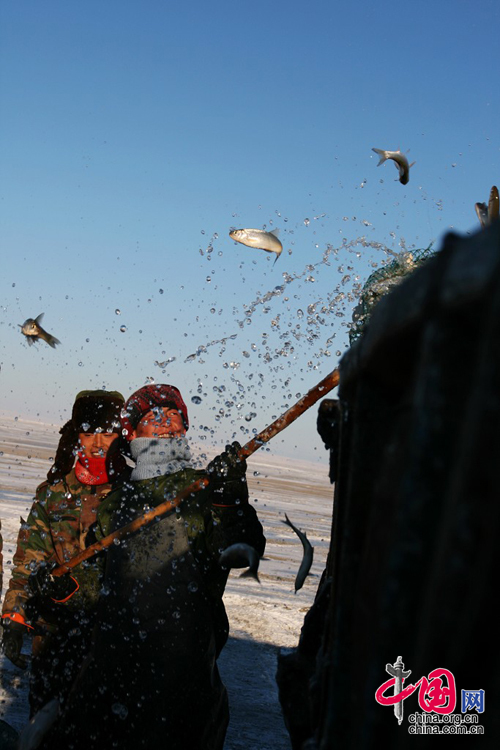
[20, 314, 60, 348]
[476, 185, 499, 227]
[18, 697, 60, 750]
[229, 227, 283, 262]
[372, 148, 415, 185]
[219, 543, 261, 583]
[475, 201, 488, 227]
[282, 513, 314, 593]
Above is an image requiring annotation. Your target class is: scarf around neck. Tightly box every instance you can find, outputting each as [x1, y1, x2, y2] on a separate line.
[130, 437, 193, 480]
[75, 455, 109, 485]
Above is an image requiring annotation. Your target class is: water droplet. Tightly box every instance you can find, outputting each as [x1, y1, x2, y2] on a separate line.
[112, 703, 129, 720]
[115, 309, 121, 315]
[191, 396, 202, 404]
[206, 276, 211, 283]
[303, 218, 310, 226]
[120, 326, 127, 333]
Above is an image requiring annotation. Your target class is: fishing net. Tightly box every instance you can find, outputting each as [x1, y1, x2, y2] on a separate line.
[349, 245, 436, 343]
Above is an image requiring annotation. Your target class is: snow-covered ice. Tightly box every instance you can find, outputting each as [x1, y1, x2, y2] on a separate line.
[0, 417, 333, 748]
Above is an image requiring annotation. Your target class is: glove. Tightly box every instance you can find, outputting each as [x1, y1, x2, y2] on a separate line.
[207, 442, 247, 482]
[1, 619, 28, 669]
[27, 563, 79, 603]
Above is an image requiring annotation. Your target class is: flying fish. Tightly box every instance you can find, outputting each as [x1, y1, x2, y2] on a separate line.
[372, 148, 415, 185]
[219, 543, 261, 583]
[282, 513, 314, 593]
[229, 228, 283, 263]
[19, 314, 61, 348]
[475, 185, 499, 227]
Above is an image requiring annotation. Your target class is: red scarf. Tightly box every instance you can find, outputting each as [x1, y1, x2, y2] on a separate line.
[75, 455, 109, 485]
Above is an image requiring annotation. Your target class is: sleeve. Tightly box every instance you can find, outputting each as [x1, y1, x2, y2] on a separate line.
[1, 484, 55, 623]
[208, 475, 266, 558]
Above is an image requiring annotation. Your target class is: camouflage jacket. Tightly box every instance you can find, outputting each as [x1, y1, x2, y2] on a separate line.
[2, 468, 126, 627]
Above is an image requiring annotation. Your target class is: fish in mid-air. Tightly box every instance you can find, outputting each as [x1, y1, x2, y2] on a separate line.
[229, 227, 283, 263]
[372, 148, 415, 185]
[18, 697, 60, 750]
[20, 314, 61, 348]
[475, 185, 499, 227]
[282, 513, 314, 593]
[219, 543, 261, 582]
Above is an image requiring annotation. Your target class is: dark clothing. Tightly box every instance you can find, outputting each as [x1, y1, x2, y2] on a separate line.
[2, 469, 127, 715]
[44, 467, 265, 749]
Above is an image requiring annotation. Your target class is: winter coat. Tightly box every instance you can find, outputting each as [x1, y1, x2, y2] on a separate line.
[44, 466, 266, 750]
[2, 469, 122, 629]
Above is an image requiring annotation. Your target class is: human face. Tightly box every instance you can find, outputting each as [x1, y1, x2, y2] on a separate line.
[78, 431, 119, 459]
[131, 407, 186, 439]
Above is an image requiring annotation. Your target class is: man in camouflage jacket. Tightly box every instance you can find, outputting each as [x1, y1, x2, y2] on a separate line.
[42, 384, 266, 750]
[1, 390, 128, 715]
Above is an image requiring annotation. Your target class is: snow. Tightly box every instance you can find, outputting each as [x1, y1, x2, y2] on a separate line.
[0, 418, 333, 747]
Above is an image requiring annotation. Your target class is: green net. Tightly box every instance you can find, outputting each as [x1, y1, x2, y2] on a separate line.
[349, 245, 436, 343]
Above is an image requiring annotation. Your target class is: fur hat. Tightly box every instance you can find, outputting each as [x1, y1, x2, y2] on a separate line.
[48, 390, 124, 481]
[72, 390, 124, 433]
[120, 384, 189, 441]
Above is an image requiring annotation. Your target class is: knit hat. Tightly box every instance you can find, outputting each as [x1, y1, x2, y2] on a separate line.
[121, 384, 189, 441]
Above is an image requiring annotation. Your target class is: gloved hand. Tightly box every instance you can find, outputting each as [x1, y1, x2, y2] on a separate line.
[27, 563, 79, 603]
[207, 442, 247, 482]
[1, 620, 28, 669]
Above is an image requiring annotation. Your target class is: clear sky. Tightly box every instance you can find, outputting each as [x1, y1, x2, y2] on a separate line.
[1, 0, 499, 462]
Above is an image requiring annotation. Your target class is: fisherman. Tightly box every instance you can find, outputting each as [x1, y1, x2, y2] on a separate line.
[41, 383, 266, 750]
[1, 390, 128, 715]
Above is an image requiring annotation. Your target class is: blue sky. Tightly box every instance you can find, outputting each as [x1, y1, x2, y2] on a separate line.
[1, 0, 499, 461]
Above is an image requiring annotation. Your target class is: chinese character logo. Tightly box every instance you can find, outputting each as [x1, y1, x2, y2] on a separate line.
[375, 656, 412, 725]
[462, 690, 484, 714]
[375, 657, 456, 724]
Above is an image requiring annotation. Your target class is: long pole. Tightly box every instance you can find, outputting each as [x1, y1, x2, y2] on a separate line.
[52, 368, 339, 576]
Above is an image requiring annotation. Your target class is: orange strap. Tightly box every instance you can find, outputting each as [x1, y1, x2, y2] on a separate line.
[50, 576, 80, 603]
[2, 612, 34, 630]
